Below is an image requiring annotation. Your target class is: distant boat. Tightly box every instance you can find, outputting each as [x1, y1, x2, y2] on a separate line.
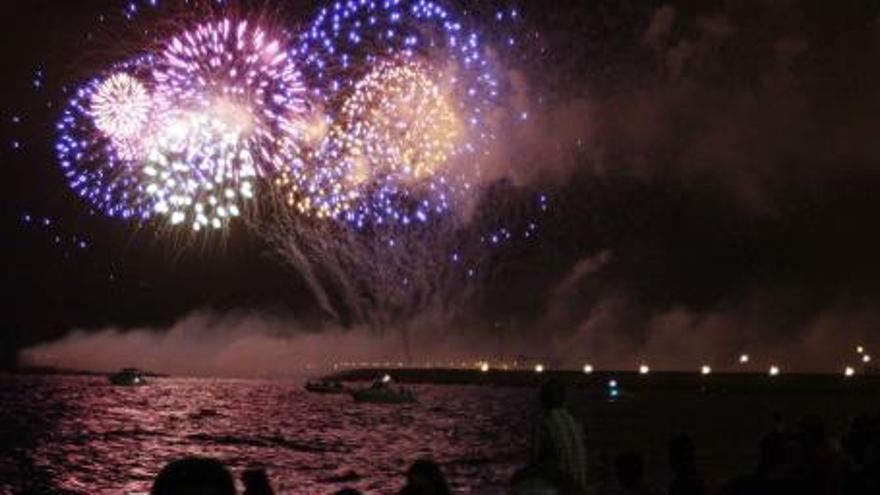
[350, 376, 416, 404]
[304, 379, 346, 394]
[109, 368, 146, 386]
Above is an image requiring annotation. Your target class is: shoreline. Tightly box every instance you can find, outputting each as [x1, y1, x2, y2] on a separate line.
[327, 367, 880, 395]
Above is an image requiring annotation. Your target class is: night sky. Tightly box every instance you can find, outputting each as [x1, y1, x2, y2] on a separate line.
[4, 0, 880, 371]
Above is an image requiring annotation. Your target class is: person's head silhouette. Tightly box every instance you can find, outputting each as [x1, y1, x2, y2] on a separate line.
[151, 457, 235, 495]
[539, 380, 566, 411]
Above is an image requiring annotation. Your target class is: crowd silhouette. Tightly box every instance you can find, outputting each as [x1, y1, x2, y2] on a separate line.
[149, 381, 880, 494]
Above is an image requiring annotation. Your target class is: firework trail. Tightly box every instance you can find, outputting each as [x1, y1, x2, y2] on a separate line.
[54, 0, 538, 353]
[260, 0, 533, 354]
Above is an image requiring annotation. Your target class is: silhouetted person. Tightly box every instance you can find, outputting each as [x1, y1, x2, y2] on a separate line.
[769, 412, 786, 434]
[243, 467, 275, 495]
[841, 413, 877, 494]
[667, 435, 705, 495]
[721, 430, 804, 495]
[795, 415, 842, 495]
[398, 459, 451, 495]
[530, 380, 587, 490]
[510, 464, 582, 495]
[614, 451, 656, 495]
[151, 457, 235, 495]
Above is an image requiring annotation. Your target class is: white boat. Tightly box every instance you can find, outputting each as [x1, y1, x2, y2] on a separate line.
[350, 375, 415, 404]
[109, 368, 146, 386]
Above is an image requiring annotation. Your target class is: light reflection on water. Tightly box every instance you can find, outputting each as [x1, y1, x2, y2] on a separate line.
[0, 375, 531, 494]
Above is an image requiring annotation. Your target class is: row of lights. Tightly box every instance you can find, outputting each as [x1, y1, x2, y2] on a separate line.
[496, 356, 861, 378]
[524, 345, 873, 377]
[337, 345, 872, 377]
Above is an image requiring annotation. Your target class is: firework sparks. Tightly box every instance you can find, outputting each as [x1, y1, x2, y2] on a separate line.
[286, 59, 465, 223]
[91, 73, 152, 142]
[57, 57, 157, 220]
[335, 60, 463, 183]
[282, 0, 516, 227]
[58, 16, 311, 232]
[143, 106, 254, 231]
[141, 18, 308, 231]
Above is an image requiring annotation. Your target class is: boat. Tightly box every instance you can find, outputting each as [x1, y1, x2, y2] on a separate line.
[304, 379, 346, 394]
[350, 376, 416, 404]
[109, 368, 146, 386]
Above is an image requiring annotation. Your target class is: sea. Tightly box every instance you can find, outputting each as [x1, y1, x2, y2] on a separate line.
[0, 374, 531, 494]
[0, 372, 875, 494]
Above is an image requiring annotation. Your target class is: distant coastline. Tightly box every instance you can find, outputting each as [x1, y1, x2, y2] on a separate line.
[328, 367, 880, 395]
[5, 365, 167, 378]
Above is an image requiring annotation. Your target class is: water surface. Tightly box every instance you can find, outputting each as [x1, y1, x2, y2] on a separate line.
[0, 375, 530, 494]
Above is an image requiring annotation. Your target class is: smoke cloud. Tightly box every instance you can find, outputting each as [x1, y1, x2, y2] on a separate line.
[505, 3, 880, 212]
[18, 311, 504, 377]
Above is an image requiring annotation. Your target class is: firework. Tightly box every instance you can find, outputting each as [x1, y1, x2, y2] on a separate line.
[54, 1, 537, 346]
[58, 16, 311, 231]
[91, 73, 152, 143]
[287, 59, 465, 223]
[57, 58, 157, 220]
[282, 0, 518, 227]
[142, 18, 308, 230]
[334, 60, 463, 182]
[142, 107, 255, 231]
[262, 1, 533, 340]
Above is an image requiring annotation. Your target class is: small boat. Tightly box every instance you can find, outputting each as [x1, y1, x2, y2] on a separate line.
[350, 376, 416, 404]
[109, 368, 146, 386]
[304, 379, 346, 394]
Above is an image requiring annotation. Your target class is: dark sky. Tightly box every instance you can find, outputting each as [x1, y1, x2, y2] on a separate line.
[4, 0, 880, 371]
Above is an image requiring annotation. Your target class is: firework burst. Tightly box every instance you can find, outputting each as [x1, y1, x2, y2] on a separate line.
[142, 18, 309, 230]
[278, 0, 517, 227]
[57, 57, 157, 220]
[335, 59, 463, 184]
[58, 15, 311, 232]
[91, 73, 152, 143]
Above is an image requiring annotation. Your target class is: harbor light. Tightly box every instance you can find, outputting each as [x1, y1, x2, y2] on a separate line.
[583, 364, 594, 374]
[701, 365, 712, 376]
[862, 354, 872, 364]
[480, 362, 490, 373]
[845, 366, 855, 377]
[382, 374, 392, 383]
[739, 354, 750, 364]
[608, 379, 619, 399]
[535, 364, 545, 374]
[857, 345, 865, 354]
[639, 364, 650, 375]
[769, 365, 780, 376]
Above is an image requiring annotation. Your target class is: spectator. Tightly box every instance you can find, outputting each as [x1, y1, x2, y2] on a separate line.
[614, 451, 656, 495]
[151, 457, 235, 495]
[399, 459, 451, 495]
[243, 467, 275, 495]
[667, 434, 705, 495]
[530, 380, 588, 490]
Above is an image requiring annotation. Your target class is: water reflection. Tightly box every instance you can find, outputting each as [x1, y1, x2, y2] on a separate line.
[0, 375, 529, 493]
